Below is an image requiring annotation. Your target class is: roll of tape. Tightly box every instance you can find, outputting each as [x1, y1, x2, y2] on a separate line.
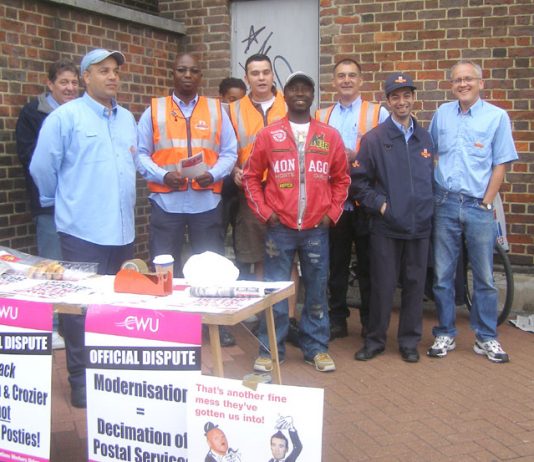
[121, 259, 149, 273]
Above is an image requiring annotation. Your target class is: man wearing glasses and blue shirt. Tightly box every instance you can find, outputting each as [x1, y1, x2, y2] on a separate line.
[427, 61, 518, 363]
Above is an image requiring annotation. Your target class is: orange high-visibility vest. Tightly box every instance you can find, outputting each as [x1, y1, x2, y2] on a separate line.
[315, 100, 381, 152]
[229, 91, 286, 167]
[149, 96, 223, 193]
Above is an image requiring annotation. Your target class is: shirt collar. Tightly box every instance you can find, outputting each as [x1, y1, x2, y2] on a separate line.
[391, 115, 414, 135]
[337, 95, 362, 112]
[82, 92, 117, 117]
[455, 97, 483, 117]
[172, 92, 198, 108]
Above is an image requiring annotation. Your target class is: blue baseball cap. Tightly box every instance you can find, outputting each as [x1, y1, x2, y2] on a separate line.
[384, 72, 416, 97]
[80, 48, 125, 74]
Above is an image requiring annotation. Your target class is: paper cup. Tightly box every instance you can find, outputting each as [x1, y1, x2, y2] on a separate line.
[153, 254, 174, 279]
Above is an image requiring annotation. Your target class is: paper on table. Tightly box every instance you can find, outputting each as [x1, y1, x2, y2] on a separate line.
[178, 151, 207, 178]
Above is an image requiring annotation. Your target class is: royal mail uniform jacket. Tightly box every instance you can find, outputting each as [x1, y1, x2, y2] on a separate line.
[350, 115, 434, 239]
[243, 117, 349, 231]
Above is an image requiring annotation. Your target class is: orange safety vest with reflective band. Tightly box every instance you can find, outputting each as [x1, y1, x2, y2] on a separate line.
[315, 100, 381, 152]
[229, 91, 286, 167]
[149, 95, 223, 193]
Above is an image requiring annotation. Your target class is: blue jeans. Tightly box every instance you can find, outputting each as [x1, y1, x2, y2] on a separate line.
[258, 224, 330, 361]
[432, 187, 498, 341]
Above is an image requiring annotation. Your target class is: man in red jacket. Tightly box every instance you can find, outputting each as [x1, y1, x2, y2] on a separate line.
[243, 72, 350, 372]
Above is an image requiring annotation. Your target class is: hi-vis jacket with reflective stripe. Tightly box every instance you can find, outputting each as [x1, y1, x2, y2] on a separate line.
[149, 95, 223, 193]
[229, 91, 286, 167]
[315, 100, 381, 153]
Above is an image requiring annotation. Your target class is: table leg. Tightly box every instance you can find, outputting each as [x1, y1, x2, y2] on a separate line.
[208, 325, 224, 377]
[265, 305, 282, 384]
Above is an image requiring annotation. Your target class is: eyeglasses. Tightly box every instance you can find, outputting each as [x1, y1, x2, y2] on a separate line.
[175, 67, 201, 75]
[451, 76, 480, 85]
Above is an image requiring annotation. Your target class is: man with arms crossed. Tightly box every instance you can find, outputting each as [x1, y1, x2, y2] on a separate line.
[229, 53, 286, 279]
[243, 72, 349, 372]
[316, 58, 389, 339]
[427, 61, 517, 363]
[30, 49, 138, 407]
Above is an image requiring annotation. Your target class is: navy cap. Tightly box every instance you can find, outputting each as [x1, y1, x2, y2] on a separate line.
[384, 72, 416, 96]
[80, 49, 125, 74]
[284, 71, 315, 90]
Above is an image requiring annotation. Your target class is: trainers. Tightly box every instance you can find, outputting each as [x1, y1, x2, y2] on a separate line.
[253, 357, 285, 372]
[305, 352, 336, 372]
[427, 336, 456, 357]
[473, 339, 510, 363]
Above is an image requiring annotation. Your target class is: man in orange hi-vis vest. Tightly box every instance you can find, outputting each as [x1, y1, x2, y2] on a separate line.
[315, 58, 389, 341]
[137, 53, 237, 345]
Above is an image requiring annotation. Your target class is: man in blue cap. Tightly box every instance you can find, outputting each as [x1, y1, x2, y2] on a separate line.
[30, 48, 138, 407]
[351, 72, 434, 363]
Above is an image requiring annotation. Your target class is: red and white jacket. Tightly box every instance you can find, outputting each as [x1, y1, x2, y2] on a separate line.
[243, 117, 349, 231]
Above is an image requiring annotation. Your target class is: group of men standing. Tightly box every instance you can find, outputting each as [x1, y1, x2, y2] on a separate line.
[16, 47, 517, 407]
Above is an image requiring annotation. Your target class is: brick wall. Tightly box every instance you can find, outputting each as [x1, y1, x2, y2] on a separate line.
[1, 0, 532, 266]
[318, 0, 533, 265]
[0, 0, 184, 259]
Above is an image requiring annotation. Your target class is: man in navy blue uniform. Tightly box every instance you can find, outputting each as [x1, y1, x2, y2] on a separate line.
[351, 73, 434, 363]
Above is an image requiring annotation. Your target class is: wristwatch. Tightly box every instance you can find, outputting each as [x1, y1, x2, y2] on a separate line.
[481, 201, 493, 210]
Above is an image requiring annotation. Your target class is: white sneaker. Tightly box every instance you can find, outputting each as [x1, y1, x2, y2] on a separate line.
[474, 339, 509, 363]
[52, 331, 65, 350]
[427, 336, 456, 357]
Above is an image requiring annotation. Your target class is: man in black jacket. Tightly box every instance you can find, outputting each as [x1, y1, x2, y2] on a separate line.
[351, 73, 434, 363]
[15, 58, 79, 259]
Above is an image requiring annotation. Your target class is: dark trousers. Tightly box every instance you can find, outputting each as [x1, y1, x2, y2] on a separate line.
[58, 233, 134, 390]
[149, 201, 224, 277]
[365, 233, 429, 351]
[328, 208, 370, 327]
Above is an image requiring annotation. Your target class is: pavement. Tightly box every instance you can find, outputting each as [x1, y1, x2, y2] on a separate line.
[50, 300, 534, 461]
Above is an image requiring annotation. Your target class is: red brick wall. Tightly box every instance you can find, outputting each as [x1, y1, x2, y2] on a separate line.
[318, 0, 533, 265]
[0, 0, 183, 259]
[1, 0, 532, 265]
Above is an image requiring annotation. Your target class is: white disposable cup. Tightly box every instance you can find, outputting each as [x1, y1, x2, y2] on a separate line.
[153, 254, 174, 280]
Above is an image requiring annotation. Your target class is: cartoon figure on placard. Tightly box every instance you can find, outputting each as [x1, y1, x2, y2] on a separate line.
[268, 415, 303, 462]
[204, 421, 241, 462]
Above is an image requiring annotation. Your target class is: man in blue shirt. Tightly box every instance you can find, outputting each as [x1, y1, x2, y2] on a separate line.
[137, 53, 237, 346]
[427, 61, 518, 363]
[30, 49, 138, 407]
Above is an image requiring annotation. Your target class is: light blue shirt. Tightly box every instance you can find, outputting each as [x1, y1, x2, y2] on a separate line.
[328, 96, 389, 209]
[328, 96, 389, 149]
[391, 116, 414, 143]
[430, 98, 518, 198]
[137, 93, 237, 214]
[30, 92, 138, 246]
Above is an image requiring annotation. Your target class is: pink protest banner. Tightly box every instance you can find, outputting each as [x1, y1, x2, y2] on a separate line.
[0, 298, 53, 462]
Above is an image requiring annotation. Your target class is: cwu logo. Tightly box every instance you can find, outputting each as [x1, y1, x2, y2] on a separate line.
[116, 316, 160, 333]
[0, 305, 19, 320]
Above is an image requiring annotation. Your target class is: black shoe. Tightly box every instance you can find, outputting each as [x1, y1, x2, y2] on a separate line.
[399, 347, 420, 363]
[330, 321, 348, 340]
[354, 346, 384, 361]
[71, 386, 86, 408]
[287, 317, 300, 347]
[219, 326, 236, 347]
